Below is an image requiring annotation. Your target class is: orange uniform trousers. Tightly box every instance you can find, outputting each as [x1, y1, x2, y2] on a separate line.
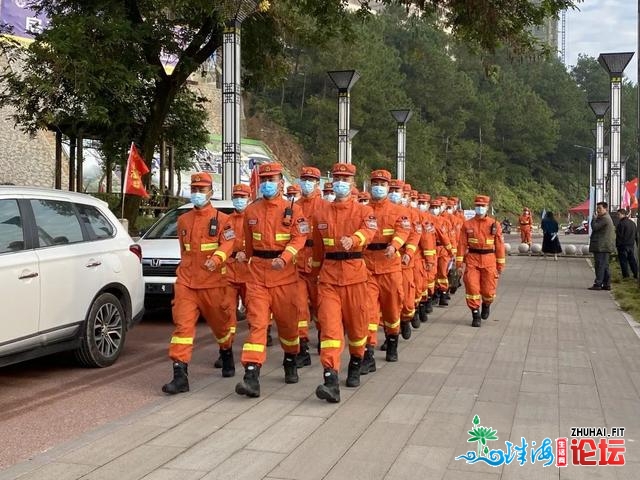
[241, 282, 300, 366]
[413, 256, 426, 304]
[401, 265, 416, 321]
[296, 273, 315, 341]
[366, 270, 403, 344]
[169, 283, 236, 363]
[463, 260, 498, 310]
[436, 248, 451, 293]
[520, 226, 532, 245]
[317, 281, 369, 371]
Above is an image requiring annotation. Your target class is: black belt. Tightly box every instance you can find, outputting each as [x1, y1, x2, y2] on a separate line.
[366, 243, 388, 251]
[468, 248, 495, 255]
[325, 252, 363, 260]
[253, 250, 283, 259]
[305, 239, 314, 247]
[436, 242, 443, 246]
[231, 251, 239, 258]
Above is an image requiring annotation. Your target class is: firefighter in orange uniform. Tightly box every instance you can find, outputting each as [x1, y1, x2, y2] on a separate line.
[286, 184, 301, 201]
[456, 195, 506, 327]
[445, 197, 464, 294]
[296, 166, 325, 366]
[235, 163, 308, 398]
[311, 163, 377, 403]
[519, 207, 533, 246]
[358, 191, 371, 205]
[430, 198, 454, 306]
[322, 182, 335, 202]
[415, 193, 436, 324]
[162, 173, 237, 395]
[363, 170, 411, 369]
[213, 184, 252, 370]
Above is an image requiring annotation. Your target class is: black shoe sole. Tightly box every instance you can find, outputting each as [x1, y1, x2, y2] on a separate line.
[295, 356, 312, 368]
[471, 320, 481, 328]
[162, 384, 189, 394]
[235, 382, 260, 397]
[401, 323, 412, 340]
[380, 342, 387, 351]
[222, 369, 235, 378]
[315, 385, 340, 403]
[214, 358, 222, 369]
[346, 379, 360, 387]
[385, 355, 398, 362]
[285, 376, 299, 384]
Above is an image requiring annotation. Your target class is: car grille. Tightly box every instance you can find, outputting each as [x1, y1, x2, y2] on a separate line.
[142, 259, 180, 277]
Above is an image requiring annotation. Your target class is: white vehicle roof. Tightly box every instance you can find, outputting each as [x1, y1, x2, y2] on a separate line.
[177, 199, 235, 210]
[0, 186, 109, 208]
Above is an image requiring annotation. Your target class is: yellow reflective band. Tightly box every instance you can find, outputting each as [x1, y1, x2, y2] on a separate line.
[468, 238, 479, 244]
[285, 246, 298, 256]
[486, 238, 495, 245]
[280, 336, 300, 346]
[221, 266, 227, 274]
[354, 231, 366, 246]
[465, 294, 481, 300]
[252, 232, 262, 241]
[392, 236, 404, 246]
[384, 320, 401, 329]
[482, 295, 495, 301]
[406, 244, 417, 252]
[170, 336, 193, 345]
[298, 320, 308, 328]
[216, 330, 234, 344]
[321, 339, 341, 349]
[456, 256, 464, 262]
[183, 244, 191, 251]
[323, 238, 335, 246]
[427, 282, 435, 288]
[230, 326, 236, 333]
[445, 244, 452, 249]
[213, 250, 227, 262]
[497, 258, 506, 264]
[405, 309, 416, 316]
[424, 249, 436, 256]
[382, 229, 395, 236]
[201, 243, 219, 251]
[451, 248, 457, 254]
[348, 337, 368, 347]
[311, 260, 322, 267]
[276, 233, 291, 241]
[243, 343, 265, 352]
[436, 277, 448, 282]
[368, 323, 379, 332]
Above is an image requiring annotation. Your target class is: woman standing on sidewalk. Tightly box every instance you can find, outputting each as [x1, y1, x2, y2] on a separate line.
[541, 211, 562, 261]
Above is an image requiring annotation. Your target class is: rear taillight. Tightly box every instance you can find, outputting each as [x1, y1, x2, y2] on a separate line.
[129, 244, 142, 263]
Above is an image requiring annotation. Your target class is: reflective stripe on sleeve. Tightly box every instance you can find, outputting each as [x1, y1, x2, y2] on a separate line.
[354, 231, 366, 246]
[242, 343, 265, 352]
[170, 336, 193, 345]
[320, 339, 341, 349]
[201, 243, 219, 251]
[280, 336, 300, 346]
[275, 233, 291, 241]
[252, 232, 262, 241]
[348, 337, 368, 347]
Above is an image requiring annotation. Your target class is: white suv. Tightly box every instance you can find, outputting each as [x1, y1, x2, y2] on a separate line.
[0, 187, 145, 368]
[136, 200, 234, 309]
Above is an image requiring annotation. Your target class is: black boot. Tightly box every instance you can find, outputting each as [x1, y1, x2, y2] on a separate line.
[411, 309, 421, 329]
[283, 353, 299, 384]
[162, 361, 189, 394]
[360, 345, 376, 375]
[481, 303, 491, 320]
[400, 321, 412, 340]
[346, 355, 362, 387]
[295, 339, 311, 368]
[316, 369, 340, 403]
[439, 293, 449, 306]
[235, 363, 261, 397]
[316, 328, 321, 355]
[444, 291, 451, 300]
[380, 339, 387, 351]
[471, 309, 481, 328]
[419, 301, 429, 323]
[425, 297, 434, 314]
[220, 348, 235, 378]
[266, 325, 273, 347]
[385, 335, 399, 362]
[214, 355, 223, 369]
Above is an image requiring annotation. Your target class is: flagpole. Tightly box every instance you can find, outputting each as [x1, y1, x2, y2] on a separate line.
[122, 143, 133, 219]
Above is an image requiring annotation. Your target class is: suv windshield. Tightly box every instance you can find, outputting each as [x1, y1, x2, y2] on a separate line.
[143, 206, 235, 239]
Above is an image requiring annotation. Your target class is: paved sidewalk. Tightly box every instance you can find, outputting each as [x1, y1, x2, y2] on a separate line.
[3, 255, 640, 480]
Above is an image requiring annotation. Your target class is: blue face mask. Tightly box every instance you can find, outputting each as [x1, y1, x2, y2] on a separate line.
[300, 180, 316, 196]
[371, 185, 388, 200]
[260, 181, 278, 199]
[388, 191, 402, 204]
[190, 192, 209, 208]
[232, 197, 248, 212]
[333, 181, 351, 198]
[475, 206, 487, 216]
[324, 193, 336, 202]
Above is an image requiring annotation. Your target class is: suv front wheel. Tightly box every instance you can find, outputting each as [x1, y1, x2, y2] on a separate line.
[75, 292, 127, 367]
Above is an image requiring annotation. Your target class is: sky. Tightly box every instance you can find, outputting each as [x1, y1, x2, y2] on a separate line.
[565, 1, 638, 83]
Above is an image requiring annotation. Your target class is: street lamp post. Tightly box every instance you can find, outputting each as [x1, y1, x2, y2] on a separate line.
[390, 109, 413, 181]
[327, 70, 361, 164]
[573, 144, 596, 220]
[588, 101, 610, 206]
[222, 0, 257, 200]
[598, 52, 635, 211]
[348, 129, 358, 165]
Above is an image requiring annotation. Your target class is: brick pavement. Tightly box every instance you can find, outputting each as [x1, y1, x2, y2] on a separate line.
[3, 254, 640, 480]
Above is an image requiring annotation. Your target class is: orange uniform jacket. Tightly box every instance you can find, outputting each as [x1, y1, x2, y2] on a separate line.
[176, 203, 235, 289]
[519, 214, 532, 230]
[400, 206, 422, 268]
[364, 199, 412, 274]
[225, 210, 252, 284]
[419, 211, 437, 268]
[244, 197, 308, 287]
[456, 216, 506, 270]
[311, 201, 377, 285]
[432, 215, 453, 258]
[297, 190, 326, 274]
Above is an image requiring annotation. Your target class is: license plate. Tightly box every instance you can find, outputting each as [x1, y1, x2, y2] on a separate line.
[146, 283, 174, 294]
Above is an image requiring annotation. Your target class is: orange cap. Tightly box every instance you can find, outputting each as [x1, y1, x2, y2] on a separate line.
[191, 172, 212, 187]
[402, 183, 412, 193]
[358, 191, 371, 201]
[418, 193, 431, 202]
[232, 184, 251, 197]
[331, 163, 357, 176]
[449, 196, 459, 203]
[322, 182, 334, 192]
[370, 169, 392, 182]
[446, 198, 457, 207]
[474, 195, 490, 206]
[430, 198, 442, 207]
[286, 184, 301, 195]
[410, 190, 418, 199]
[300, 166, 321, 179]
[258, 162, 283, 177]
[389, 179, 405, 190]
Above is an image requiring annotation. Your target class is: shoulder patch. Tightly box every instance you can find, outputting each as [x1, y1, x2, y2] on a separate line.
[248, 219, 258, 226]
[222, 228, 236, 241]
[425, 223, 435, 233]
[414, 222, 423, 233]
[317, 223, 328, 230]
[366, 216, 378, 229]
[401, 217, 411, 229]
[298, 221, 310, 234]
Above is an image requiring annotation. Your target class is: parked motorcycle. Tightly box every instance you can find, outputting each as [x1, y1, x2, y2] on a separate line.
[501, 219, 512, 234]
[564, 221, 588, 235]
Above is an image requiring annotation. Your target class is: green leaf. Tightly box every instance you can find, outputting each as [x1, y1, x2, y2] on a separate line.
[473, 415, 480, 425]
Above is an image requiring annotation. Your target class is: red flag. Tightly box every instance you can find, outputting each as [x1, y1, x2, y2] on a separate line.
[249, 166, 260, 200]
[124, 143, 150, 198]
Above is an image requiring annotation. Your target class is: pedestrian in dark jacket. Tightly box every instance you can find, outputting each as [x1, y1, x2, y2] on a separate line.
[541, 211, 562, 260]
[588, 202, 616, 290]
[615, 208, 638, 279]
